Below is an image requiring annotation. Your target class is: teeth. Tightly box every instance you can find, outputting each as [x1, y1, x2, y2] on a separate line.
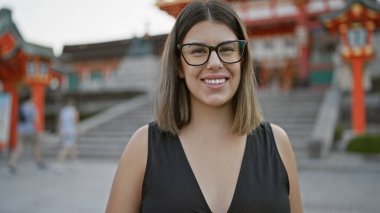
[204, 78, 226, 84]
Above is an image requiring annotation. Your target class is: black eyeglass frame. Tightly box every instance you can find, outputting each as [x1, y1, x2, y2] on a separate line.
[177, 40, 248, 66]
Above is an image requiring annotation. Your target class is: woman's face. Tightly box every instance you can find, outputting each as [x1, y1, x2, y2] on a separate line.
[179, 21, 242, 109]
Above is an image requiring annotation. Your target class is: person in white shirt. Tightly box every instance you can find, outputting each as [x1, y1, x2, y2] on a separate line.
[56, 98, 79, 164]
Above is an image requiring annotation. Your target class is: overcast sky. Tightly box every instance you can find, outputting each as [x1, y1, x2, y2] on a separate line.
[0, 0, 175, 55]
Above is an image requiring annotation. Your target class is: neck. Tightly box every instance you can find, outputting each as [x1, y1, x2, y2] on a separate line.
[183, 100, 234, 137]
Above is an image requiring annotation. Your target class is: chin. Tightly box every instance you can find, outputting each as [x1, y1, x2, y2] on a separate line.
[204, 98, 231, 108]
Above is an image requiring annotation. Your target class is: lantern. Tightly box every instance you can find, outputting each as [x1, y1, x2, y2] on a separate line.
[320, 0, 380, 134]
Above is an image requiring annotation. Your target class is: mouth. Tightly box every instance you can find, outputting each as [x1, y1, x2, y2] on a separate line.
[202, 78, 228, 85]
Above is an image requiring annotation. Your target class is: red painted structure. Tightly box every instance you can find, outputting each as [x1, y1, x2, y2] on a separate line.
[157, 0, 346, 88]
[320, 0, 380, 134]
[0, 28, 26, 150]
[0, 8, 60, 150]
[295, 0, 311, 84]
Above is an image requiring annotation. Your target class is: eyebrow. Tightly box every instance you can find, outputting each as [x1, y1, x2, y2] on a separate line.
[181, 40, 239, 45]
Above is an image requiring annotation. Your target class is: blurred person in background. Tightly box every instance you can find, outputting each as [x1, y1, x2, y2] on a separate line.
[7, 90, 45, 174]
[56, 98, 79, 167]
[106, 0, 302, 212]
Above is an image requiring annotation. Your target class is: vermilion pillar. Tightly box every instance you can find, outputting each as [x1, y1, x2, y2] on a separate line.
[351, 58, 366, 134]
[295, 1, 310, 85]
[30, 83, 45, 133]
[2, 81, 19, 150]
[298, 41, 309, 83]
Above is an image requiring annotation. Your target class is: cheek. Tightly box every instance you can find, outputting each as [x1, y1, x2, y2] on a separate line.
[180, 63, 202, 79]
[230, 63, 242, 78]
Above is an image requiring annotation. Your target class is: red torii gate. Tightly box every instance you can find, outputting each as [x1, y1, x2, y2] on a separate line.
[0, 8, 59, 150]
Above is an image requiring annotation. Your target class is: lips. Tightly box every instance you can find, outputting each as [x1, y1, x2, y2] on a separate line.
[204, 78, 226, 85]
[201, 75, 229, 86]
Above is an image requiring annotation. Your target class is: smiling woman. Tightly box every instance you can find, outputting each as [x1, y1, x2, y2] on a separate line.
[106, 1, 303, 213]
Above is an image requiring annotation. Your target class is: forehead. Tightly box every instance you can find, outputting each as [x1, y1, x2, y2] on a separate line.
[182, 21, 238, 44]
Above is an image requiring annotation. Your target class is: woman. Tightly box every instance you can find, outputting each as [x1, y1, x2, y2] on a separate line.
[106, 1, 303, 212]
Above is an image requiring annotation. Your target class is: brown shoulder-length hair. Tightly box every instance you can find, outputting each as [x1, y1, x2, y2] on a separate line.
[154, 0, 263, 135]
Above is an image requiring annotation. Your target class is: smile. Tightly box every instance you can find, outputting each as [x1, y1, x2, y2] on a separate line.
[203, 78, 227, 85]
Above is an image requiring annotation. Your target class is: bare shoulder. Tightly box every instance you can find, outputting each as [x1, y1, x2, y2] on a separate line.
[270, 123, 293, 156]
[105, 125, 149, 213]
[270, 123, 303, 213]
[120, 125, 149, 161]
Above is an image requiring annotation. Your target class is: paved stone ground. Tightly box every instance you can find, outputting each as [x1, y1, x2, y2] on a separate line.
[1, 151, 380, 213]
[301, 170, 380, 213]
[0, 157, 118, 213]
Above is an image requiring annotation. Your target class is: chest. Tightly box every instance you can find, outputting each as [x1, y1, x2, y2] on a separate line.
[179, 136, 246, 213]
[142, 133, 290, 213]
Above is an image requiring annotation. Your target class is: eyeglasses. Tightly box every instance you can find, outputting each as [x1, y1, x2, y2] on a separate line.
[177, 40, 247, 66]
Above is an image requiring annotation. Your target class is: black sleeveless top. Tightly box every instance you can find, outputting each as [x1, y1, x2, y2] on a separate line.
[141, 122, 290, 213]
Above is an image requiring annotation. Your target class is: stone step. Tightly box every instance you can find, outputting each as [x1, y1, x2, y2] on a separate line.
[85, 130, 135, 138]
[294, 150, 309, 161]
[261, 103, 321, 109]
[266, 117, 317, 122]
[262, 109, 320, 116]
[265, 118, 317, 124]
[287, 134, 311, 142]
[292, 143, 308, 151]
[43, 144, 126, 159]
[259, 96, 323, 102]
[269, 123, 315, 132]
[79, 137, 129, 144]
[110, 113, 153, 120]
[98, 120, 148, 126]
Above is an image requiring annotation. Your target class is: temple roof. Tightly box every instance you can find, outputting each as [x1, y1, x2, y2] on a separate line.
[319, 0, 380, 31]
[0, 8, 23, 42]
[60, 34, 167, 62]
[60, 39, 131, 61]
[0, 8, 55, 60]
[156, 0, 250, 17]
[23, 42, 55, 58]
[235, 0, 346, 23]
[157, 0, 346, 20]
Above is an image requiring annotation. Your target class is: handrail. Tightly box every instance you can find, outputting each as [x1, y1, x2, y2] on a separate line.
[78, 94, 150, 135]
[308, 86, 341, 158]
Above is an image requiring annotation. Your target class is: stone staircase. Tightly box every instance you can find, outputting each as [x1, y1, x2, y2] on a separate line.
[42, 89, 324, 159]
[258, 89, 324, 160]
[76, 102, 153, 158]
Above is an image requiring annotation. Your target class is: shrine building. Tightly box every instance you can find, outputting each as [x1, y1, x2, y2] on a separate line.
[156, 0, 359, 89]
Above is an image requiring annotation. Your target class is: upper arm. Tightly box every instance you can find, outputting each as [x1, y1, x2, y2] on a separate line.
[271, 123, 303, 213]
[106, 125, 148, 213]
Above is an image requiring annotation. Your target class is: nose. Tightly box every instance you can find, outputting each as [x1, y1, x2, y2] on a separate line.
[206, 50, 223, 70]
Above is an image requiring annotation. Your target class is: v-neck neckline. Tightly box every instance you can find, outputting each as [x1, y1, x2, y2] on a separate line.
[175, 134, 249, 213]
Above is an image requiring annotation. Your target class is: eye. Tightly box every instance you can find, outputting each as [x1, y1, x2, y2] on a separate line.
[219, 47, 235, 52]
[190, 47, 208, 54]
[218, 46, 237, 55]
[183, 45, 209, 57]
[218, 42, 239, 55]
